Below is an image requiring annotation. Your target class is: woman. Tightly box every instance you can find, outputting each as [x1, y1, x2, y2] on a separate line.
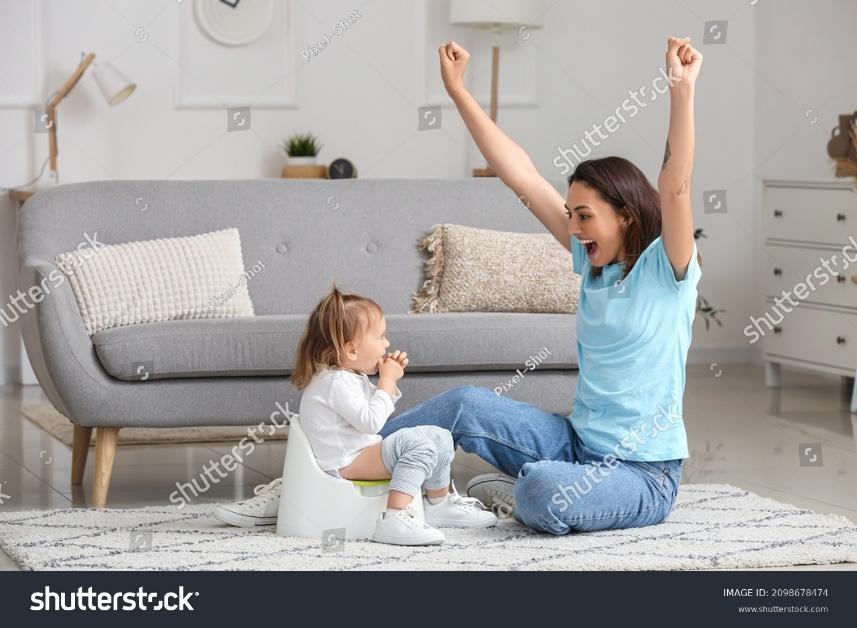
[377, 37, 703, 535]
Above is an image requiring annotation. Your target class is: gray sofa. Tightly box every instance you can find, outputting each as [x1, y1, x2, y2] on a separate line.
[17, 178, 578, 506]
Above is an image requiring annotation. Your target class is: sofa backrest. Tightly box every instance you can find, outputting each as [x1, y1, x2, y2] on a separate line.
[18, 178, 560, 315]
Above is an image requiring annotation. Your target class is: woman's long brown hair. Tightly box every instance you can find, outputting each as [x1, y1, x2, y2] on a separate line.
[290, 284, 382, 390]
[568, 156, 701, 279]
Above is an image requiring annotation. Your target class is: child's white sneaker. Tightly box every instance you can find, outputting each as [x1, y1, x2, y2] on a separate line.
[372, 503, 445, 546]
[422, 489, 497, 528]
[213, 478, 281, 527]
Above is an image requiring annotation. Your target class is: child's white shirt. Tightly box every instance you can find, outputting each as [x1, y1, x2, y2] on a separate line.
[299, 368, 402, 471]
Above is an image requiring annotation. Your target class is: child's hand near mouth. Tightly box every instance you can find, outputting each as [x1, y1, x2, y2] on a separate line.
[385, 350, 409, 369]
[376, 350, 407, 397]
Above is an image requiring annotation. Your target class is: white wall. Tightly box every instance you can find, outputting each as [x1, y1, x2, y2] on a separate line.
[755, 0, 857, 181]
[752, 0, 857, 365]
[0, 0, 847, 383]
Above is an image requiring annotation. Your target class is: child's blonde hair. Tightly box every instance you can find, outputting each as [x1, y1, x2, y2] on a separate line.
[290, 283, 383, 390]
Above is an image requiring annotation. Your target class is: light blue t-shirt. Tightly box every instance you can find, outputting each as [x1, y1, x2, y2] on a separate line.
[569, 234, 701, 461]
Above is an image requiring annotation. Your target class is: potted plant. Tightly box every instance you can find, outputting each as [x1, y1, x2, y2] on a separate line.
[283, 133, 322, 166]
[281, 132, 327, 178]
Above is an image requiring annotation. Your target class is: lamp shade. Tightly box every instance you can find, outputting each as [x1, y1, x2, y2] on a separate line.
[92, 61, 136, 106]
[449, 0, 544, 30]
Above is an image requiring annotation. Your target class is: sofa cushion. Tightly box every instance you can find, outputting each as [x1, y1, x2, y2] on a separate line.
[411, 224, 581, 314]
[92, 313, 577, 381]
[383, 312, 577, 372]
[55, 228, 256, 335]
[93, 316, 302, 381]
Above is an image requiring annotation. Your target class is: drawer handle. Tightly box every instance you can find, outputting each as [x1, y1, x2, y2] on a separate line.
[837, 336, 846, 345]
[773, 209, 783, 218]
[773, 268, 782, 276]
[837, 213, 846, 222]
[773, 326, 782, 334]
[838, 275, 846, 283]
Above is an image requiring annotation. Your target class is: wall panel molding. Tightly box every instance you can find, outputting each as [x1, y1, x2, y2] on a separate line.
[172, 0, 298, 109]
[415, 0, 537, 109]
[0, 0, 46, 109]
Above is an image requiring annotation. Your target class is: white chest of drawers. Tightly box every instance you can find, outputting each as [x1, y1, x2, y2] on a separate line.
[762, 180, 857, 390]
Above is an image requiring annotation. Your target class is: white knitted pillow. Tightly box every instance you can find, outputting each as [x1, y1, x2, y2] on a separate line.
[55, 228, 255, 335]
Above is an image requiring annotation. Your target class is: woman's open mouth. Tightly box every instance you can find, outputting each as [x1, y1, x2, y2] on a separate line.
[580, 238, 598, 258]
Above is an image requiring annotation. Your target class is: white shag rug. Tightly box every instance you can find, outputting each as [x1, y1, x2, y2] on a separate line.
[1, 485, 855, 571]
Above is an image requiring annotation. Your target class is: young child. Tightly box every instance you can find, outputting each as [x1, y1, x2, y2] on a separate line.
[215, 285, 496, 545]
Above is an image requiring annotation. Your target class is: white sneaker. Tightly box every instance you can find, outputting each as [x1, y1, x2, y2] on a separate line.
[465, 473, 516, 518]
[423, 488, 497, 528]
[213, 478, 281, 527]
[372, 503, 445, 546]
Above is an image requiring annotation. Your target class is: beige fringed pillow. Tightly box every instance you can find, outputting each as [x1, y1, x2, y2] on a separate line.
[410, 224, 581, 314]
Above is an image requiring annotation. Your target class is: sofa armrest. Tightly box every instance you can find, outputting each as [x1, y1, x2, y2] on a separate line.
[18, 256, 110, 423]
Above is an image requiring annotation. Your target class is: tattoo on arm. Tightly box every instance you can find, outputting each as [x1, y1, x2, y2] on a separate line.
[661, 140, 671, 171]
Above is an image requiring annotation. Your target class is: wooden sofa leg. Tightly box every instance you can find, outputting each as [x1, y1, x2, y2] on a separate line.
[92, 427, 120, 508]
[71, 425, 93, 485]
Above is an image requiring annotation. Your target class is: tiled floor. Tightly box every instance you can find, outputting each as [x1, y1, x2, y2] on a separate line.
[0, 364, 855, 570]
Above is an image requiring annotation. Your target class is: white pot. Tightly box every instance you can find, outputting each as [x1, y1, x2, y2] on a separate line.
[287, 156, 317, 166]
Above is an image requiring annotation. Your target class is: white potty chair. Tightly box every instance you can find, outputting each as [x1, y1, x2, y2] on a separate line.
[275, 416, 423, 540]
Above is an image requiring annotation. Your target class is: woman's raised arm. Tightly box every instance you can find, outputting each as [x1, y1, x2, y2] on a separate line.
[440, 41, 569, 250]
[658, 36, 703, 280]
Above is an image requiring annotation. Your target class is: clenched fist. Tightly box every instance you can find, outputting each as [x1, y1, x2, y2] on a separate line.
[439, 40, 470, 96]
[665, 36, 702, 88]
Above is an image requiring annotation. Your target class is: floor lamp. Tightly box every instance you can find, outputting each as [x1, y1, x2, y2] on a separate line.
[449, 0, 544, 177]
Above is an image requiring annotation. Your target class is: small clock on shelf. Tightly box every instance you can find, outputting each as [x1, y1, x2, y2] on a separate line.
[328, 158, 357, 179]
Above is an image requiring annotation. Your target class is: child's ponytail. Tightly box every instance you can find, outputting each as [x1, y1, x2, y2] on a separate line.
[290, 283, 382, 390]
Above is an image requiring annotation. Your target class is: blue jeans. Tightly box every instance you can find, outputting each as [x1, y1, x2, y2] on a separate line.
[379, 385, 682, 535]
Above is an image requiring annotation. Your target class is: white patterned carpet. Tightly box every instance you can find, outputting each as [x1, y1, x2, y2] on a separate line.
[1, 485, 855, 570]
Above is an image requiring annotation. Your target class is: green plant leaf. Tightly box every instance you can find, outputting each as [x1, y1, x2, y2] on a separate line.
[283, 132, 323, 157]
[695, 295, 724, 331]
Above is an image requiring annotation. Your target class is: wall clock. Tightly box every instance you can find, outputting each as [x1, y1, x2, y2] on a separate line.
[193, 0, 275, 47]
